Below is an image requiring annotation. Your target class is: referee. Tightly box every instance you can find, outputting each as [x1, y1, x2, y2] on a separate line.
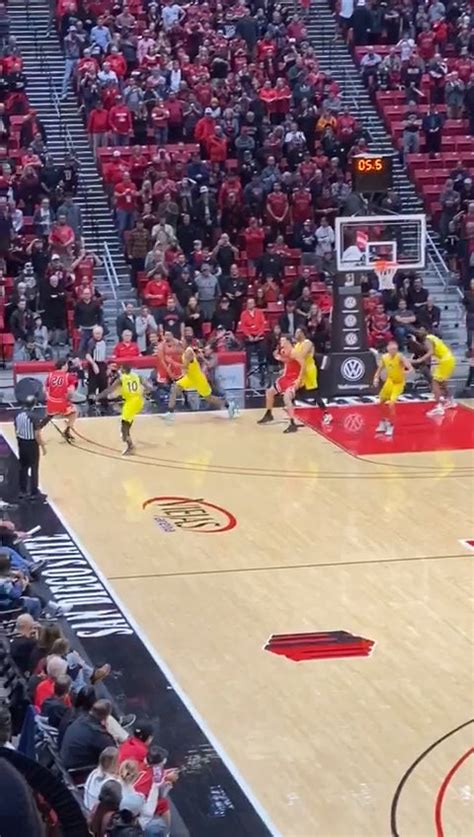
[14, 395, 47, 502]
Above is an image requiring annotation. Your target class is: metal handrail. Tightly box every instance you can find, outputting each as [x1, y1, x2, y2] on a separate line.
[103, 242, 119, 302]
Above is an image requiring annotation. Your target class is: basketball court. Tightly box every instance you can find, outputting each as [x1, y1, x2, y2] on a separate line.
[3, 400, 473, 837]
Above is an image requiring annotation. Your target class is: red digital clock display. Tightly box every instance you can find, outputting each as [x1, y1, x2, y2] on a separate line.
[352, 155, 393, 192]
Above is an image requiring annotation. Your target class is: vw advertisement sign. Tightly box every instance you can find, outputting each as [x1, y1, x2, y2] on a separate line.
[319, 273, 376, 395]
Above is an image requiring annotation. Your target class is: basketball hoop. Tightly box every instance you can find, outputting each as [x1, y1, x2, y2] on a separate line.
[374, 260, 398, 290]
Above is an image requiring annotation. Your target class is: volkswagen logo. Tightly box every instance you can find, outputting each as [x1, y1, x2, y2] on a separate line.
[344, 296, 357, 309]
[343, 413, 364, 433]
[344, 332, 358, 346]
[344, 314, 357, 328]
[341, 357, 366, 382]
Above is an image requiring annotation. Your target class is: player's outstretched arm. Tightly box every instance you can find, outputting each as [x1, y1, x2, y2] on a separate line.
[373, 356, 384, 385]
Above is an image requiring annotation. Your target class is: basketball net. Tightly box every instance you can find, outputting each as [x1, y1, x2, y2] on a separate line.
[374, 260, 397, 291]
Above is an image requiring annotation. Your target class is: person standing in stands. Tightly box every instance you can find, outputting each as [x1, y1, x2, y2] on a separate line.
[75, 285, 104, 356]
[61, 25, 82, 99]
[422, 105, 443, 155]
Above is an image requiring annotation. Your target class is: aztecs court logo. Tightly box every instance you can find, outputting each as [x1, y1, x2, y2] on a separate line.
[264, 630, 375, 662]
[143, 496, 237, 534]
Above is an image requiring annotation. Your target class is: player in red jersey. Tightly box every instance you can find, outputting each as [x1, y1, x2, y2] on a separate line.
[45, 360, 78, 442]
[155, 332, 183, 384]
[257, 336, 304, 433]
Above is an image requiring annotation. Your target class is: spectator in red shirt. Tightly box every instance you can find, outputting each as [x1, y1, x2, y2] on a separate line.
[114, 171, 137, 237]
[257, 32, 277, 62]
[336, 106, 357, 149]
[207, 125, 228, 164]
[34, 655, 69, 711]
[103, 149, 129, 187]
[238, 297, 267, 384]
[107, 46, 128, 80]
[150, 98, 170, 146]
[77, 48, 99, 79]
[242, 217, 265, 265]
[194, 108, 216, 150]
[167, 92, 184, 141]
[274, 77, 292, 117]
[144, 271, 170, 314]
[266, 182, 290, 234]
[87, 101, 110, 156]
[118, 720, 154, 770]
[368, 303, 392, 349]
[108, 96, 133, 146]
[133, 744, 178, 833]
[113, 328, 141, 359]
[291, 184, 313, 226]
[417, 24, 436, 62]
[49, 213, 75, 259]
[259, 80, 278, 118]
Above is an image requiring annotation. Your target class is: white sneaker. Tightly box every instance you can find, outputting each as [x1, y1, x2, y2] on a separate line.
[227, 400, 236, 419]
[444, 399, 457, 410]
[160, 412, 175, 421]
[376, 420, 387, 433]
[322, 413, 333, 427]
[427, 404, 445, 418]
[385, 424, 394, 437]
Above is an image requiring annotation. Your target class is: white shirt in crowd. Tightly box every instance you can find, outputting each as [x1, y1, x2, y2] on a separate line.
[161, 3, 184, 30]
[397, 37, 415, 62]
[340, 0, 354, 19]
[315, 224, 335, 255]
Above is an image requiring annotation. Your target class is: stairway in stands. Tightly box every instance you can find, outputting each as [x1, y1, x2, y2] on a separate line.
[285, 0, 467, 372]
[8, 0, 133, 344]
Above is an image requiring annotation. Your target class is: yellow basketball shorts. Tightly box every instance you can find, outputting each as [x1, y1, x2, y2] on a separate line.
[432, 355, 456, 383]
[176, 372, 212, 399]
[121, 397, 144, 423]
[379, 379, 404, 403]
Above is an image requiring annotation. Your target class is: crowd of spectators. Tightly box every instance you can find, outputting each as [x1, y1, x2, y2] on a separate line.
[49, 0, 471, 369]
[51, 0, 392, 377]
[0, 0, 471, 379]
[0, 517, 178, 836]
[364, 270, 441, 351]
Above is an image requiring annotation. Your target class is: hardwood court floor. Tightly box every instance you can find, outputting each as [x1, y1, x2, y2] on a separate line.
[4, 406, 474, 837]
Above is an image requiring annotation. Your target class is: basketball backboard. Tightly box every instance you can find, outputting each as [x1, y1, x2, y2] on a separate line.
[335, 213, 426, 273]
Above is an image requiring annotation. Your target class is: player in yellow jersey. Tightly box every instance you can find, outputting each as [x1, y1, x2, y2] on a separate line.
[96, 364, 147, 455]
[294, 328, 333, 428]
[162, 344, 236, 419]
[373, 339, 413, 437]
[412, 328, 456, 416]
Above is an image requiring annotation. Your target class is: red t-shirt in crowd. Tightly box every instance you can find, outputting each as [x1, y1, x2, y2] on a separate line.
[34, 677, 72, 711]
[267, 192, 289, 222]
[118, 736, 148, 769]
[114, 181, 137, 211]
[238, 308, 267, 338]
[145, 278, 170, 306]
[87, 108, 110, 134]
[243, 226, 265, 260]
[109, 104, 132, 135]
[113, 340, 140, 359]
[291, 189, 313, 224]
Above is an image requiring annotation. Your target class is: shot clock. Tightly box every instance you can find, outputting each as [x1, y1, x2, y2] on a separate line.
[351, 154, 393, 193]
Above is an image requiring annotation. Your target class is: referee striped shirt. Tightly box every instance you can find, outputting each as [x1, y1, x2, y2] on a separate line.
[14, 410, 39, 440]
